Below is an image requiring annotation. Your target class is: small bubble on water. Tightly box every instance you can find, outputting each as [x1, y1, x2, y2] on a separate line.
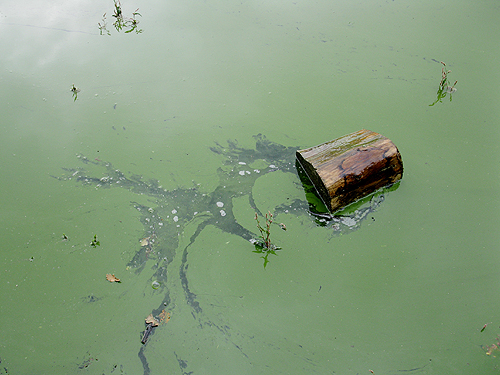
[152, 281, 160, 289]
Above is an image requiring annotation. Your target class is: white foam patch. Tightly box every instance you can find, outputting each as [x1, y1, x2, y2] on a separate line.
[340, 217, 356, 227]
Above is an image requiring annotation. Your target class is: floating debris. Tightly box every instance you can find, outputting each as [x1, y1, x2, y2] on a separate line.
[90, 234, 100, 248]
[159, 309, 170, 324]
[106, 274, 121, 283]
[145, 314, 159, 327]
[481, 322, 492, 332]
[140, 237, 151, 247]
[70, 84, 80, 101]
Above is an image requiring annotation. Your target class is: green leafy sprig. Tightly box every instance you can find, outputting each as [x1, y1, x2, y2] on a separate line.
[90, 234, 100, 248]
[253, 211, 281, 268]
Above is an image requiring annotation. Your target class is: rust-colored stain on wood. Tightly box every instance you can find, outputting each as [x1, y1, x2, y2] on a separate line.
[296, 129, 403, 213]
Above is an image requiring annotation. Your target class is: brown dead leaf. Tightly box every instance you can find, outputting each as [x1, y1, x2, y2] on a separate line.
[106, 274, 121, 283]
[159, 310, 166, 321]
[159, 309, 171, 324]
[486, 343, 499, 356]
[145, 314, 159, 327]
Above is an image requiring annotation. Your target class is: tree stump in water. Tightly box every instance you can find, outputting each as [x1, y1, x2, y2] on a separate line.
[296, 129, 403, 213]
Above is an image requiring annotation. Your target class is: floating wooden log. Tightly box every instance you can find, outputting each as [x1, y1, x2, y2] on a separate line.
[296, 129, 403, 213]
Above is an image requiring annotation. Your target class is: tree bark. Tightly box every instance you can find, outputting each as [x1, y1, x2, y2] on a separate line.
[296, 129, 403, 213]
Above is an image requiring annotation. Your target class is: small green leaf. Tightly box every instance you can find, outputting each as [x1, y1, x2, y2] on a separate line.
[261, 254, 270, 268]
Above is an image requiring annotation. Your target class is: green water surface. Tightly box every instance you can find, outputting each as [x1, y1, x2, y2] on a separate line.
[1, 0, 499, 374]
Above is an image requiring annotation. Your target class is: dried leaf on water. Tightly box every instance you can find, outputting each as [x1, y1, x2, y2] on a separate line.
[159, 309, 171, 324]
[140, 237, 150, 247]
[483, 336, 500, 356]
[106, 274, 121, 283]
[485, 343, 498, 356]
[145, 314, 159, 327]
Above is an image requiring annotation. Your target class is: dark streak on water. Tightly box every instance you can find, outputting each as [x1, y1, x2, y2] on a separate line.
[55, 135, 384, 373]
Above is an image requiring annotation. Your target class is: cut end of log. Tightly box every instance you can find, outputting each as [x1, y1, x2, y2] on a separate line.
[296, 129, 403, 213]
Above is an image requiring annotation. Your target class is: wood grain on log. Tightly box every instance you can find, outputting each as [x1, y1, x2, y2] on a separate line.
[296, 129, 403, 213]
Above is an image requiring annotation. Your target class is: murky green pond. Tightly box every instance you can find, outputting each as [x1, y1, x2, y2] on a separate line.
[1, 0, 500, 374]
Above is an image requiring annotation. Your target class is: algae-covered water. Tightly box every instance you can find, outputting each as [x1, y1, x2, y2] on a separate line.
[1, 0, 500, 374]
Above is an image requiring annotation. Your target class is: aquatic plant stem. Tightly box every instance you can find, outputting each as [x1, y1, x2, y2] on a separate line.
[255, 211, 273, 249]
